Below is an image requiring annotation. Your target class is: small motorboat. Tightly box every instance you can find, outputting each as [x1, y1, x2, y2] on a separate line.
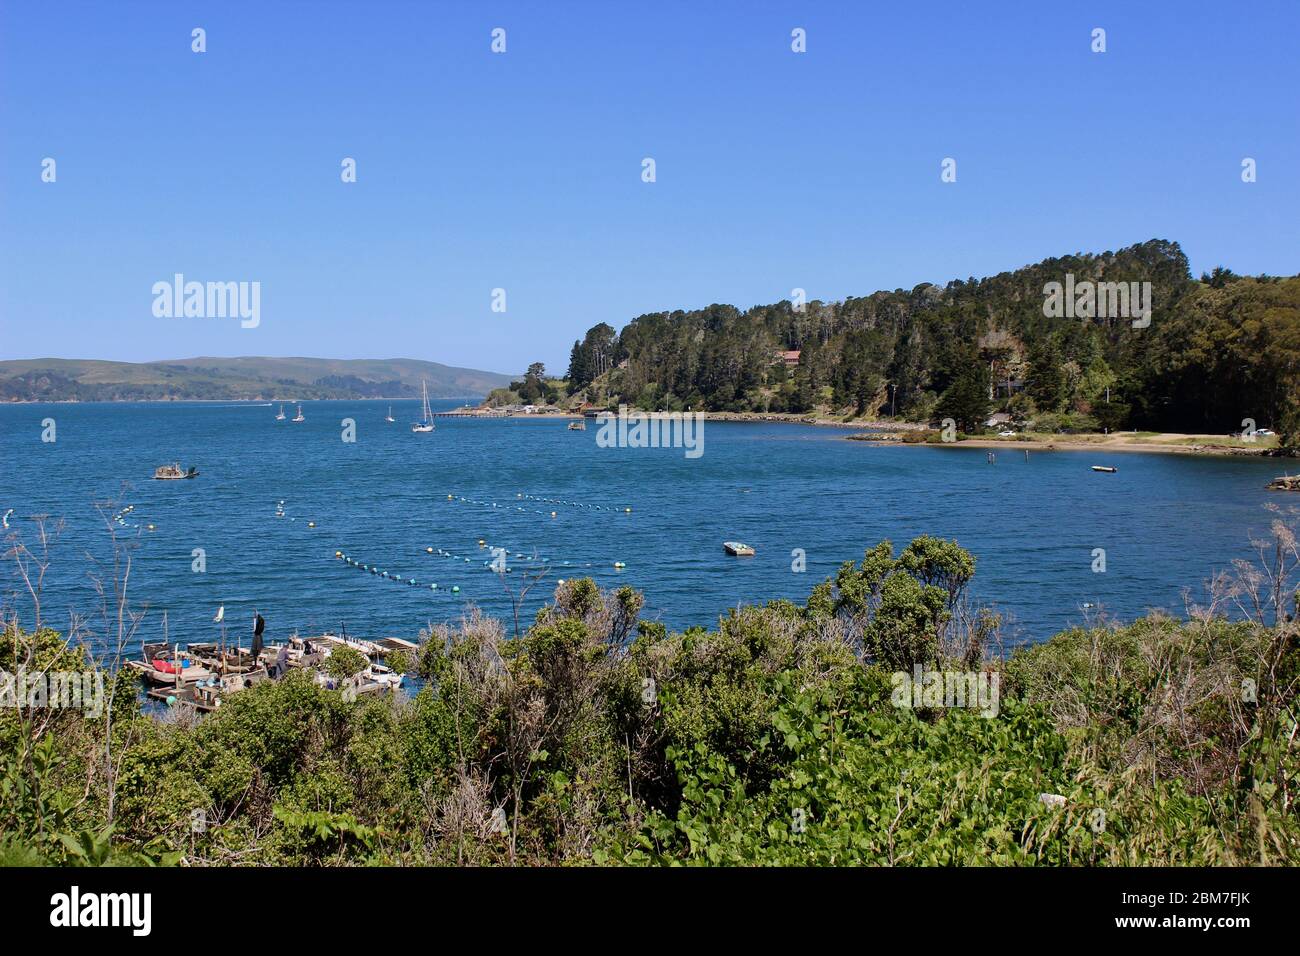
[153, 463, 198, 479]
[567, 420, 586, 431]
[1091, 465, 1118, 473]
[723, 541, 756, 556]
[124, 642, 213, 686]
[147, 667, 270, 712]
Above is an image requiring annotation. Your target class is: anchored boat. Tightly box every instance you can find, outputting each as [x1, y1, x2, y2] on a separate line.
[153, 463, 198, 480]
[147, 668, 270, 712]
[124, 641, 213, 686]
[412, 380, 435, 433]
[1091, 465, 1118, 473]
[723, 541, 756, 556]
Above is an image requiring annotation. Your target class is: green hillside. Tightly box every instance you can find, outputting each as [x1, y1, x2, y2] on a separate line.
[0, 356, 515, 402]
[562, 239, 1300, 447]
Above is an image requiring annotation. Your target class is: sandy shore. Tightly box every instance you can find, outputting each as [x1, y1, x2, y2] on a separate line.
[848, 433, 1281, 458]
[459, 405, 1285, 459]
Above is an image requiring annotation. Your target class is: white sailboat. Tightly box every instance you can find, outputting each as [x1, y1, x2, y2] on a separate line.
[276, 404, 286, 420]
[412, 381, 434, 433]
[292, 404, 305, 423]
[385, 405, 395, 423]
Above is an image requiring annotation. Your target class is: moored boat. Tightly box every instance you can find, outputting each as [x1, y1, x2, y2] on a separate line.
[124, 641, 213, 686]
[1091, 465, 1118, 473]
[153, 463, 198, 479]
[412, 380, 435, 432]
[723, 541, 756, 556]
[147, 667, 270, 712]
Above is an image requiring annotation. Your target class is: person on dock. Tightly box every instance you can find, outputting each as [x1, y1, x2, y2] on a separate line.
[272, 644, 289, 679]
[252, 612, 266, 662]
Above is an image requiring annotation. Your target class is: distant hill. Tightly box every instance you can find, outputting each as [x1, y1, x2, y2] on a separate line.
[0, 357, 515, 402]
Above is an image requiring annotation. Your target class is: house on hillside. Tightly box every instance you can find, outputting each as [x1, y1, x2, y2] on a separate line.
[985, 412, 1014, 429]
[772, 350, 801, 368]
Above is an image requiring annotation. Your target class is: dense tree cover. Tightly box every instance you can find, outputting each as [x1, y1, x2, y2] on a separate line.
[566, 324, 618, 392]
[3, 531, 1297, 866]
[563, 240, 1300, 448]
[484, 363, 565, 407]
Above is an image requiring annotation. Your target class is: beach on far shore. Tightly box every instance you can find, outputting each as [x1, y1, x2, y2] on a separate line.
[847, 431, 1284, 459]
[463, 405, 1286, 460]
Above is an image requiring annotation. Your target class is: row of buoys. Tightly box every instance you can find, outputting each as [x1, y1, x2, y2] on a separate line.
[425, 537, 627, 573]
[274, 500, 317, 528]
[109, 503, 151, 531]
[334, 550, 460, 593]
[426, 542, 535, 573]
[515, 492, 632, 514]
[446, 493, 633, 519]
[448, 494, 562, 518]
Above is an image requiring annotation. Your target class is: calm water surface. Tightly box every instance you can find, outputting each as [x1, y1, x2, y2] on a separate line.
[0, 400, 1284, 653]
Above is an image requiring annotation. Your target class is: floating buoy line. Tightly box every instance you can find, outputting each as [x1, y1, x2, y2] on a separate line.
[301, 492, 637, 600]
[334, 550, 461, 594]
[425, 539, 627, 573]
[108, 503, 155, 532]
[332, 537, 631, 599]
[273, 500, 318, 528]
[515, 492, 632, 514]
[446, 493, 633, 518]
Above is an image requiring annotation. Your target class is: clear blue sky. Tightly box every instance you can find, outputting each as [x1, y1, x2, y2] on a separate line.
[2, 0, 1296, 376]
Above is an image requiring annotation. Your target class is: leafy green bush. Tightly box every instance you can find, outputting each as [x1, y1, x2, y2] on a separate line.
[2, 529, 1296, 866]
[324, 646, 368, 679]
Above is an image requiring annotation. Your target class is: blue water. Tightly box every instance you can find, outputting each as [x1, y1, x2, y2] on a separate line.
[0, 400, 1285, 651]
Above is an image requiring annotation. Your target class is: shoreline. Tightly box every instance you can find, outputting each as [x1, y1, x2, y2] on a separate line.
[2, 398, 1286, 460]
[847, 434, 1282, 459]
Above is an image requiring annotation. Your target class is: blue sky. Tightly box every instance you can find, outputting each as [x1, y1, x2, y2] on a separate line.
[1, 0, 1296, 376]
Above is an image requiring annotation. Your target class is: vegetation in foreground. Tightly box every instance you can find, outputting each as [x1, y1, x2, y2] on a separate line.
[2, 526, 1297, 867]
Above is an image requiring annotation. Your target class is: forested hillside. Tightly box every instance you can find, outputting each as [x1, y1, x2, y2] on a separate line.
[564, 240, 1300, 446]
